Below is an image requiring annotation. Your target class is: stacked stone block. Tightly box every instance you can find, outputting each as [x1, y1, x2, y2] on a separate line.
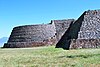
[56, 10, 100, 49]
[4, 24, 57, 48]
[70, 10, 100, 49]
[4, 19, 74, 48]
[4, 9, 100, 49]
[78, 10, 100, 39]
[52, 19, 75, 41]
[70, 39, 100, 49]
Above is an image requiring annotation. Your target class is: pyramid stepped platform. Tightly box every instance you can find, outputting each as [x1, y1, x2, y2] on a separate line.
[4, 24, 57, 48]
[3, 9, 100, 49]
[56, 10, 100, 49]
[4, 19, 74, 48]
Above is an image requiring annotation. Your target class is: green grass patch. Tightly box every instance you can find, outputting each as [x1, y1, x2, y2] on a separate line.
[0, 46, 100, 67]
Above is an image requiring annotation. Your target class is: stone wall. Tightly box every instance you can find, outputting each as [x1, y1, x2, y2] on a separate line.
[3, 9, 100, 49]
[78, 10, 100, 39]
[4, 19, 74, 48]
[70, 39, 100, 49]
[8, 24, 56, 42]
[56, 12, 86, 49]
[56, 10, 100, 49]
[52, 19, 75, 41]
[4, 24, 57, 48]
[70, 10, 100, 49]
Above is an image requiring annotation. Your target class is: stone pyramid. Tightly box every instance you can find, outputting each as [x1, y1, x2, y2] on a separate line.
[56, 10, 100, 50]
[3, 19, 74, 48]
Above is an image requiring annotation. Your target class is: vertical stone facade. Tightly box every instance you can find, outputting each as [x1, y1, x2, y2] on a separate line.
[4, 19, 74, 48]
[52, 19, 75, 41]
[56, 10, 100, 49]
[4, 24, 57, 48]
[70, 10, 100, 49]
[4, 9, 100, 49]
[78, 10, 100, 39]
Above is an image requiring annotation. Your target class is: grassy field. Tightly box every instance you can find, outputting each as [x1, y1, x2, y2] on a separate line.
[0, 46, 100, 67]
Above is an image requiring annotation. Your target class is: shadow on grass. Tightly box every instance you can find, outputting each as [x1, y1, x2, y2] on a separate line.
[58, 54, 100, 58]
[0, 47, 3, 49]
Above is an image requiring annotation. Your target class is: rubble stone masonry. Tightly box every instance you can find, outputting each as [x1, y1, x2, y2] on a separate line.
[4, 19, 74, 48]
[4, 24, 57, 48]
[4, 9, 100, 49]
[56, 9, 100, 49]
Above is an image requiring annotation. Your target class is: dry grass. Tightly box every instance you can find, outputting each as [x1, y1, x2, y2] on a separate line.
[0, 46, 100, 67]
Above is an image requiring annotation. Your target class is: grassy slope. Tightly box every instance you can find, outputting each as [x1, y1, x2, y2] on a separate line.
[0, 46, 100, 67]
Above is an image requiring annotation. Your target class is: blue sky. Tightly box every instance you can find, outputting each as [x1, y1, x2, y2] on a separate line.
[0, 0, 100, 38]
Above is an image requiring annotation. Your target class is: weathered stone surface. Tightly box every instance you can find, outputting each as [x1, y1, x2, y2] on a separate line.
[4, 9, 100, 49]
[52, 19, 75, 41]
[56, 9, 100, 49]
[4, 23, 57, 48]
[78, 10, 100, 39]
[3, 19, 74, 48]
[70, 39, 100, 49]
